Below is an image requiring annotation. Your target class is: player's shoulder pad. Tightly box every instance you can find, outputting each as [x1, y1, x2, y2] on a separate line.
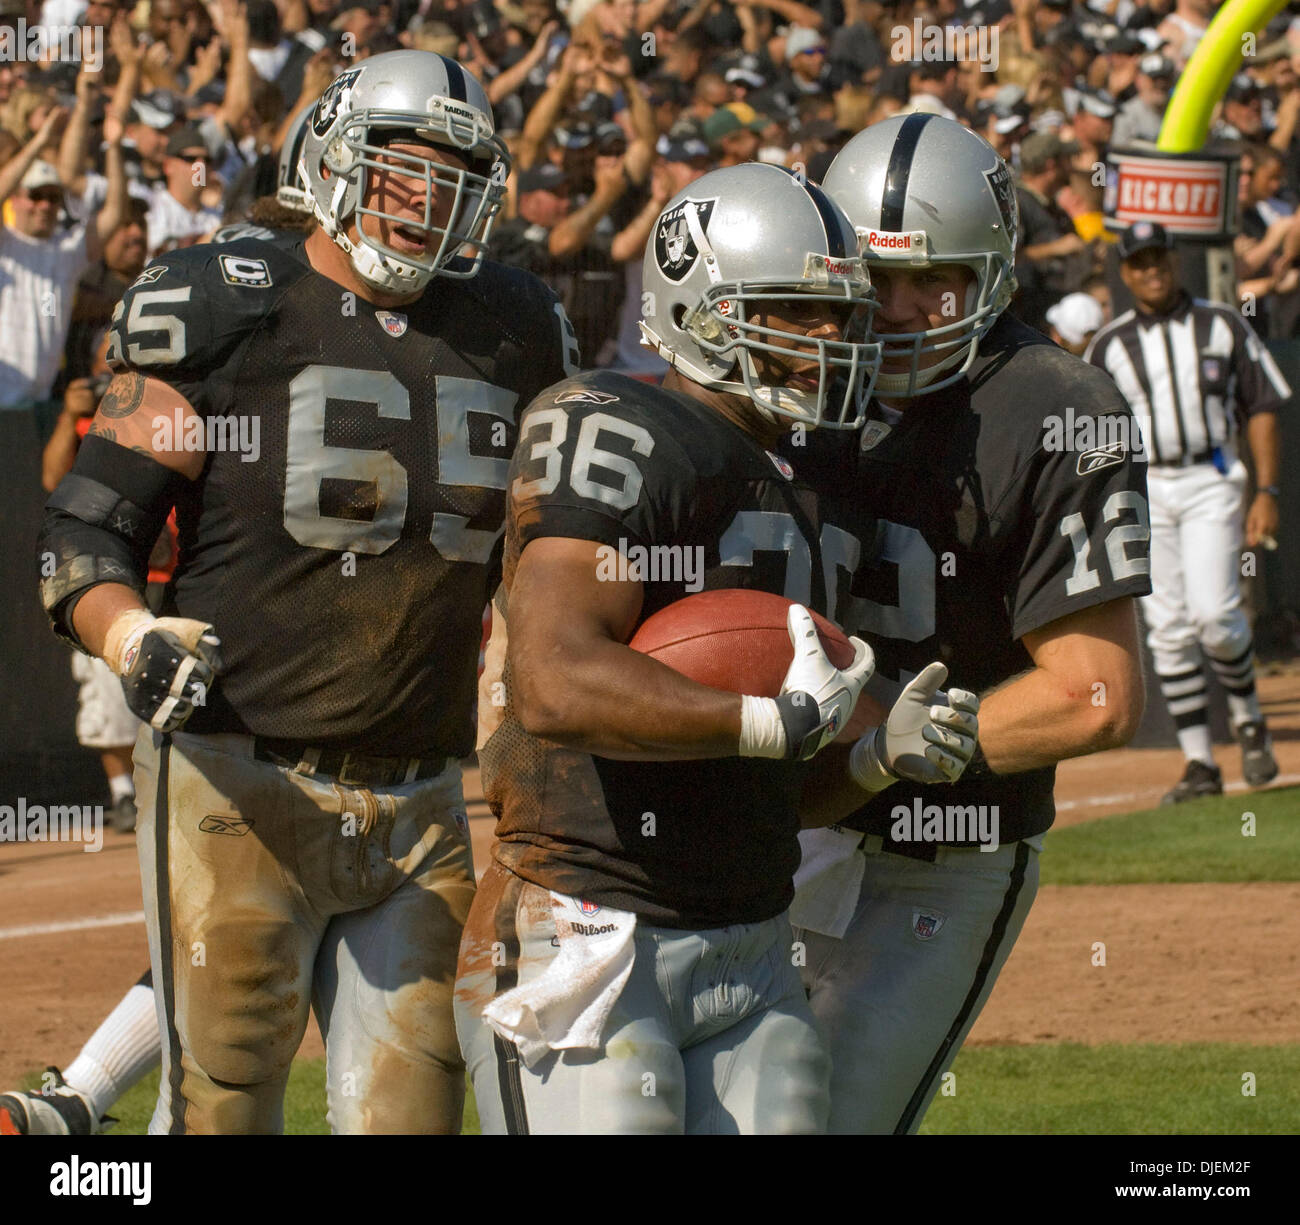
[977, 313, 1130, 419]
[518, 370, 704, 477]
[522, 369, 688, 435]
[459, 256, 571, 350]
[107, 237, 309, 377]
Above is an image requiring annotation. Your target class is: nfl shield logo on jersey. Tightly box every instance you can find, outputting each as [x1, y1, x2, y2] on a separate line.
[766, 451, 795, 480]
[860, 420, 892, 452]
[376, 310, 408, 337]
[912, 909, 945, 941]
[578, 899, 602, 916]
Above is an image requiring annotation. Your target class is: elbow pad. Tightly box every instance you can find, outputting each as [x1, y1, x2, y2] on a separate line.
[37, 436, 188, 651]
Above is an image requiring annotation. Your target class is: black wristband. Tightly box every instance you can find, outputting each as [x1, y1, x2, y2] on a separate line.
[962, 742, 999, 781]
[774, 692, 824, 761]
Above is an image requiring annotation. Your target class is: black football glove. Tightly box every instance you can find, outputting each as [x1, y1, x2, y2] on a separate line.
[107, 612, 221, 732]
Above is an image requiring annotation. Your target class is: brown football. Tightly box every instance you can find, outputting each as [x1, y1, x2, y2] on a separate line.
[627, 588, 857, 698]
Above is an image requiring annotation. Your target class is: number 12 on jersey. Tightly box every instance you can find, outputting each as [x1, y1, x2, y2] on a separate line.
[1060, 490, 1150, 595]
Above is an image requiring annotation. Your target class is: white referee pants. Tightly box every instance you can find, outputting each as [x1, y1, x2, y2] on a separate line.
[1142, 458, 1251, 676]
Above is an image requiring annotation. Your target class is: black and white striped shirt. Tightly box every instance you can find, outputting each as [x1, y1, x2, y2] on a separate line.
[1083, 292, 1290, 464]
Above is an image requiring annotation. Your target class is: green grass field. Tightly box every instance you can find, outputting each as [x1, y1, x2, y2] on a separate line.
[35, 783, 1300, 1135]
[1040, 786, 1300, 885]
[91, 1041, 1300, 1135]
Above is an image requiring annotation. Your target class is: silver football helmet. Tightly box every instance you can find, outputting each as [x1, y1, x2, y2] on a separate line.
[639, 163, 881, 430]
[276, 104, 312, 213]
[299, 50, 509, 293]
[822, 114, 1018, 397]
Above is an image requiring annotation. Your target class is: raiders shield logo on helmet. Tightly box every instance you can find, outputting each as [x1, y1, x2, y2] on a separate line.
[984, 160, 1018, 249]
[655, 196, 717, 283]
[312, 68, 362, 137]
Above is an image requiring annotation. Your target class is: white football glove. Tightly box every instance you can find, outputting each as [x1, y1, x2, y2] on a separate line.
[849, 662, 979, 792]
[103, 609, 222, 733]
[775, 604, 875, 760]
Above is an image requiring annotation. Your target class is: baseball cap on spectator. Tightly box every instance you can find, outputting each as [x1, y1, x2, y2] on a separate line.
[702, 102, 767, 148]
[593, 121, 628, 155]
[656, 132, 710, 163]
[1139, 53, 1176, 79]
[165, 125, 209, 159]
[1116, 220, 1174, 260]
[192, 81, 226, 108]
[1045, 293, 1105, 346]
[1136, 28, 1167, 51]
[1225, 74, 1261, 103]
[1105, 32, 1146, 55]
[1019, 131, 1080, 172]
[131, 90, 185, 130]
[1032, 109, 1067, 133]
[994, 109, 1029, 136]
[574, 91, 615, 124]
[993, 84, 1026, 113]
[517, 162, 568, 194]
[553, 122, 596, 150]
[723, 54, 767, 91]
[20, 162, 63, 195]
[1074, 89, 1118, 119]
[785, 27, 825, 61]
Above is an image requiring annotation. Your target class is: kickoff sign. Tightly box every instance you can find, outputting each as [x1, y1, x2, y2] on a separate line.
[1104, 148, 1239, 241]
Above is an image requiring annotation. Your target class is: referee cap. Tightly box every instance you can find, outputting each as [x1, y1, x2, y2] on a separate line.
[1117, 220, 1174, 260]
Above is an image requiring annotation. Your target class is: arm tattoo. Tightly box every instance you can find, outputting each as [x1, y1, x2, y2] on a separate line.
[86, 422, 117, 442]
[98, 372, 147, 419]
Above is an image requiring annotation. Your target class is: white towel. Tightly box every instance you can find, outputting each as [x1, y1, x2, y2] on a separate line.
[789, 826, 867, 939]
[482, 892, 637, 1068]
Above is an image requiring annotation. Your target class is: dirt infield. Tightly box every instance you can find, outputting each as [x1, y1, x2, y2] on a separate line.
[2, 671, 1298, 1088]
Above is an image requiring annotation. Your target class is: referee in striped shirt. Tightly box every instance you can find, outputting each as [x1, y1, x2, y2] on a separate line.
[1085, 221, 1289, 802]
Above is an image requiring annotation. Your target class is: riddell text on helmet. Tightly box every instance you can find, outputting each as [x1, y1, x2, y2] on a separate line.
[863, 230, 923, 252]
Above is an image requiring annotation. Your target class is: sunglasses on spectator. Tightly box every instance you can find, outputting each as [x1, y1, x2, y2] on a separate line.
[799, 46, 827, 57]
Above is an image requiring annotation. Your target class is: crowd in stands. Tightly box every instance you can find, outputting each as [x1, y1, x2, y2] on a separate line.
[3, 0, 1300, 416]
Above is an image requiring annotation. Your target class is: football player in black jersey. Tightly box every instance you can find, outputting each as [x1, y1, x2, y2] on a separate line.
[0, 120, 323, 1138]
[454, 162, 981, 1135]
[37, 52, 577, 1135]
[792, 115, 1152, 1134]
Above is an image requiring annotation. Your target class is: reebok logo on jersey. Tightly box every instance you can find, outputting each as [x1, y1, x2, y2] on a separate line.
[199, 814, 254, 836]
[1077, 442, 1126, 475]
[555, 389, 620, 405]
[131, 265, 167, 288]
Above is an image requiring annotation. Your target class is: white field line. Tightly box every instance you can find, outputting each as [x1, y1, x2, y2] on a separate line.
[1055, 772, 1300, 813]
[0, 910, 144, 941]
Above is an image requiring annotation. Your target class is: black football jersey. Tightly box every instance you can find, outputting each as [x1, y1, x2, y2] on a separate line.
[836, 313, 1152, 843]
[479, 370, 873, 929]
[106, 237, 577, 756]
